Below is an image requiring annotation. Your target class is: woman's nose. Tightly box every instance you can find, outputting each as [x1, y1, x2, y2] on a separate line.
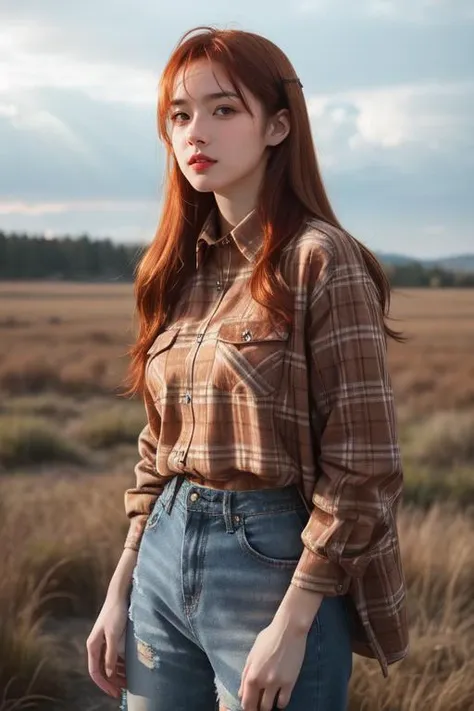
[185, 117, 208, 147]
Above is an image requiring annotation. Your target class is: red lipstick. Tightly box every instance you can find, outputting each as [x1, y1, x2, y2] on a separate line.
[188, 153, 217, 171]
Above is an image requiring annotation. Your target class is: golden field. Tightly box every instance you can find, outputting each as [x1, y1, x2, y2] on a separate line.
[1, 282, 474, 711]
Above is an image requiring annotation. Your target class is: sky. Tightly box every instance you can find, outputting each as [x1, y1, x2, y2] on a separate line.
[1, 0, 473, 258]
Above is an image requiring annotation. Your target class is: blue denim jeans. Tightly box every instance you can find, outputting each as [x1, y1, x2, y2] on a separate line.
[123, 476, 352, 710]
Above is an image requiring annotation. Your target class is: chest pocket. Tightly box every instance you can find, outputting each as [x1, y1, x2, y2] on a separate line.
[146, 327, 181, 399]
[211, 320, 290, 399]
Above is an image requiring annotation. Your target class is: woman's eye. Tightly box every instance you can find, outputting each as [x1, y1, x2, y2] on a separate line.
[170, 106, 235, 123]
[215, 106, 236, 116]
[170, 112, 188, 123]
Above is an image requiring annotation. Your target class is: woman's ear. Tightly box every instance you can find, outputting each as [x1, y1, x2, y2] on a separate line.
[266, 109, 290, 147]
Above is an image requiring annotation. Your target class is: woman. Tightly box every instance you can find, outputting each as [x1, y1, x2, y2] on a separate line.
[86, 25, 408, 711]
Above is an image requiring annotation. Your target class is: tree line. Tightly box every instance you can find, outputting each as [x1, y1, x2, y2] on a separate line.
[1, 231, 473, 287]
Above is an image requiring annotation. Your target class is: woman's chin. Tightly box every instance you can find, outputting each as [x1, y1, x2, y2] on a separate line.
[190, 182, 216, 193]
[188, 177, 228, 194]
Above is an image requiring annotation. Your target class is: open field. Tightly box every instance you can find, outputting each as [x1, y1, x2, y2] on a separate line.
[1, 282, 474, 710]
[1, 282, 473, 413]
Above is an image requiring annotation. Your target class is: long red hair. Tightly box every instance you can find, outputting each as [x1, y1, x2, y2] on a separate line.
[123, 25, 402, 399]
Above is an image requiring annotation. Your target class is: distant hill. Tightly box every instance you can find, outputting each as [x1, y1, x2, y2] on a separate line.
[379, 252, 474, 273]
[377, 252, 415, 267]
[421, 255, 474, 274]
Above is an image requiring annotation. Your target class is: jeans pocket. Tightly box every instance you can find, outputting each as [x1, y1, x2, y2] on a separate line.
[144, 496, 167, 532]
[236, 508, 306, 568]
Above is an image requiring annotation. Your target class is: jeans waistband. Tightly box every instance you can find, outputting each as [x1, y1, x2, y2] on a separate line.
[163, 473, 309, 524]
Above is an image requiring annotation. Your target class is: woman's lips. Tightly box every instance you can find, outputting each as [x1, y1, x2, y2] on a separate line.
[190, 160, 217, 171]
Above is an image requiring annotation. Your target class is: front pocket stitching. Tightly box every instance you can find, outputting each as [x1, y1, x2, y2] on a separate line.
[236, 516, 303, 569]
[145, 499, 166, 531]
[218, 341, 273, 397]
[244, 505, 307, 519]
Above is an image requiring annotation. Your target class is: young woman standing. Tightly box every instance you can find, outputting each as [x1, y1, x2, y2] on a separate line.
[87, 26, 408, 711]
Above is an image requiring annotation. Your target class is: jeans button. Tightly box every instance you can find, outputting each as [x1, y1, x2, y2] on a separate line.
[190, 492, 199, 502]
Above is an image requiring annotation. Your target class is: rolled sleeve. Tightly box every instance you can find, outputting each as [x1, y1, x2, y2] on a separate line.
[291, 240, 403, 594]
[124, 386, 166, 551]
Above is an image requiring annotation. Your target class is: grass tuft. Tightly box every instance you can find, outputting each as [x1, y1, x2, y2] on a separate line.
[0, 416, 87, 470]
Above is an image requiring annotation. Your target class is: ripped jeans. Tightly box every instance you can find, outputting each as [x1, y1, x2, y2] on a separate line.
[123, 475, 352, 711]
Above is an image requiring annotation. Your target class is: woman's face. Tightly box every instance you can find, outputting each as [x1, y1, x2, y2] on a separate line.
[169, 59, 287, 199]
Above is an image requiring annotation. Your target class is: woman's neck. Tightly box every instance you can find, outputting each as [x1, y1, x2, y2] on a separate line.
[214, 184, 260, 237]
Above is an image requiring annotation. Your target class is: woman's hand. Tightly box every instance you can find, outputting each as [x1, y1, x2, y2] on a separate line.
[238, 588, 323, 711]
[86, 595, 128, 699]
[237, 620, 308, 711]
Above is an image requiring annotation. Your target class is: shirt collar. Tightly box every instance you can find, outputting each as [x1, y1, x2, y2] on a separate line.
[195, 207, 262, 270]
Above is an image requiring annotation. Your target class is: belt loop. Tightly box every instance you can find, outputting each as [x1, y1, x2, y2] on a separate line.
[222, 490, 235, 533]
[166, 474, 185, 515]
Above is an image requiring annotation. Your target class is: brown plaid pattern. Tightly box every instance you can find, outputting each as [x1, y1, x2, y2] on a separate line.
[124, 208, 409, 675]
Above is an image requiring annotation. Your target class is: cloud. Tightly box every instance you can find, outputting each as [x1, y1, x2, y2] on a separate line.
[0, 26, 158, 106]
[307, 80, 474, 171]
[0, 0, 472, 256]
[0, 101, 95, 162]
[366, 0, 474, 22]
[0, 199, 153, 216]
[298, 0, 474, 22]
[0, 85, 161, 201]
[0, 198, 159, 244]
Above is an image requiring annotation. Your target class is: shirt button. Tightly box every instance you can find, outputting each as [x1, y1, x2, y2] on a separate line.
[183, 392, 192, 404]
[190, 492, 200, 502]
[336, 583, 344, 593]
[196, 333, 204, 343]
[242, 329, 252, 342]
[216, 280, 222, 291]
[233, 514, 241, 524]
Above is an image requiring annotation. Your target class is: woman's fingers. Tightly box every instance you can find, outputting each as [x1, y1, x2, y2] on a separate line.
[104, 634, 118, 678]
[86, 633, 123, 698]
[115, 656, 127, 685]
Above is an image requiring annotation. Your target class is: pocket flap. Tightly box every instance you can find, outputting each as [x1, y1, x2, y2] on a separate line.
[147, 327, 181, 355]
[217, 320, 290, 344]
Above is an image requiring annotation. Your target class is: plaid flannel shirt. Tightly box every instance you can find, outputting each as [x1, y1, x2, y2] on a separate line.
[124, 208, 409, 675]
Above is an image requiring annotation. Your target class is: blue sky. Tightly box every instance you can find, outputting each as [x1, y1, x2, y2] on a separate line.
[1, 0, 473, 258]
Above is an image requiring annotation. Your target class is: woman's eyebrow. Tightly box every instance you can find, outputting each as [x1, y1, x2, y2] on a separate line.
[170, 91, 240, 107]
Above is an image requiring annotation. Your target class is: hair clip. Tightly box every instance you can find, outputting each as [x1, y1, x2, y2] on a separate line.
[282, 77, 303, 89]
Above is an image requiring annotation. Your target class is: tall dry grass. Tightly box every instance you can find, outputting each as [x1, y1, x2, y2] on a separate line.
[2, 471, 474, 710]
[0, 473, 127, 710]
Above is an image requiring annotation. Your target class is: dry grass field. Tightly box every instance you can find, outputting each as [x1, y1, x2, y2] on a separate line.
[1, 282, 474, 711]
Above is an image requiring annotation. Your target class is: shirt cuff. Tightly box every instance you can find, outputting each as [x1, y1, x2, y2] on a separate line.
[291, 545, 351, 596]
[123, 515, 148, 552]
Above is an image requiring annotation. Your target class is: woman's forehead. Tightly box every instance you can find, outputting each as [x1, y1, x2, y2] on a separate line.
[172, 60, 240, 102]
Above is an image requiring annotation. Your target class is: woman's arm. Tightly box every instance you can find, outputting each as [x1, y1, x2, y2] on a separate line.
[290, 236, 403, 597]
[123, 385, 166, 551]
[273, 585, 324, 634]
[107, 547, 138, 600]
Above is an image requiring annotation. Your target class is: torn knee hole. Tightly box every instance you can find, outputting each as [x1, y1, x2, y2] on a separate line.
[214, 677, 239, 711]
[136, 638, 159, 670]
